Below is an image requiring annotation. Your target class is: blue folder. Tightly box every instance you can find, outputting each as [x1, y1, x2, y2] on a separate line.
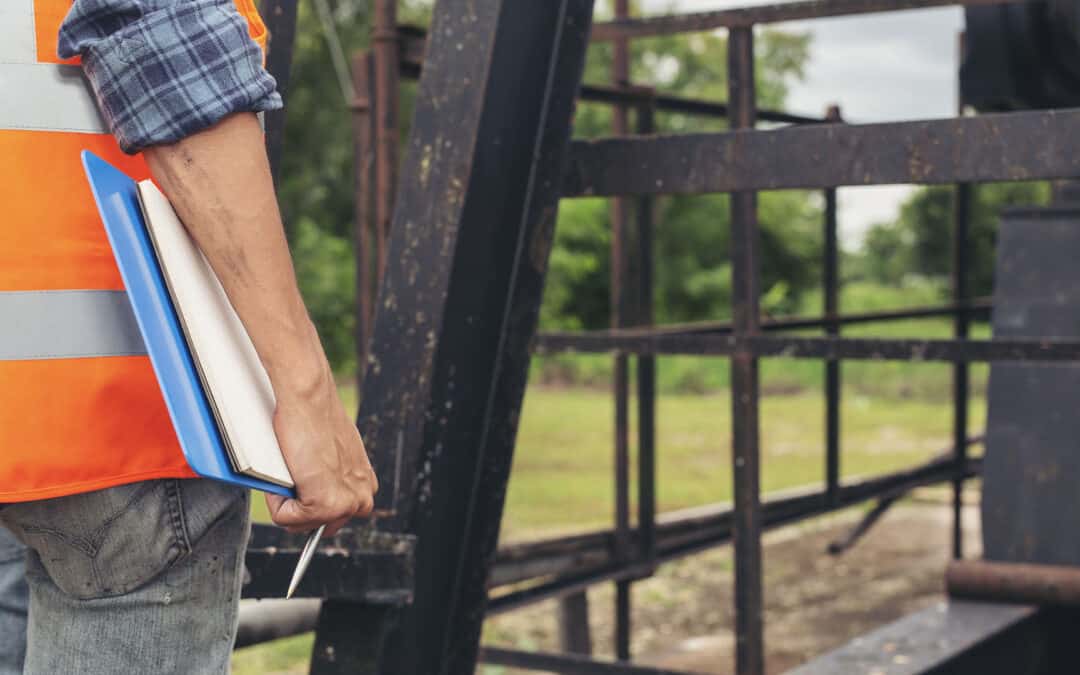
[82, 151, 296, 498]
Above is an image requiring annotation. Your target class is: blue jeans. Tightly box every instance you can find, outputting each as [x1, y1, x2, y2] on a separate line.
[0, 528, 28, 675]
[0, 479, 250, 674]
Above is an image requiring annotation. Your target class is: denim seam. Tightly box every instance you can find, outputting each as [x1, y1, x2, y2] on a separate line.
[166, 479, 193, 558]
[87, 482, 157, 552]
[17, 483, 156, 558]
[18, 525, 95, 558]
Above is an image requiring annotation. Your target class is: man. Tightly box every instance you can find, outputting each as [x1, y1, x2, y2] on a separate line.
[0, 0, 378, 672]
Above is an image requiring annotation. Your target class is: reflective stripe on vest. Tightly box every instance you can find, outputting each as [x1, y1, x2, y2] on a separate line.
[0, 63, 107, 134]
[0, 0, 37, 63]
[0, 290, 146, 360]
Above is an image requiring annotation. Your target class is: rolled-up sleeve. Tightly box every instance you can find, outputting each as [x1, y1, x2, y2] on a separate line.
[59, 0, 283, 153]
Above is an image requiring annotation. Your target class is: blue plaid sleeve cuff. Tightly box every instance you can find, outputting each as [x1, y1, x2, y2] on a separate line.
[59, 0, 282, 153]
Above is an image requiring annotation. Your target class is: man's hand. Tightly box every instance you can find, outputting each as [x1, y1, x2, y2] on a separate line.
[265, 365, 378, 534]
[144, 112, 377, 533]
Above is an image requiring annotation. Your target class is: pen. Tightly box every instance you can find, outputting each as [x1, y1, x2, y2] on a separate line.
[286, 523, 326, 599]
[284, 509, 393, 598]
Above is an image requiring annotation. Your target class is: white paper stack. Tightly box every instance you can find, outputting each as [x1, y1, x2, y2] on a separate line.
[137, 181, 294, 488]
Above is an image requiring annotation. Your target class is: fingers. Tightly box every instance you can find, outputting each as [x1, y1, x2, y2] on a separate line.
[265, 484, 377, 532]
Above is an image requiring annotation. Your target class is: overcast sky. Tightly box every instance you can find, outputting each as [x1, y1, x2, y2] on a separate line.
[633, 0, 966, 246]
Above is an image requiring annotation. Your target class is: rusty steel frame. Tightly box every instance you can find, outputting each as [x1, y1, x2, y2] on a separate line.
[610, 1, 633, 661]
[252, 0, 1080, 673]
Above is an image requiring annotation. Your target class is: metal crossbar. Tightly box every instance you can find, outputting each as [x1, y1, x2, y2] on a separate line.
[562, 108, 1080, 197]
[590, 0, 1038, 38]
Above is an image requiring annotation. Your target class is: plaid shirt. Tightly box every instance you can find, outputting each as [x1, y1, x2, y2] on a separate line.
[59, 0, 282, 153]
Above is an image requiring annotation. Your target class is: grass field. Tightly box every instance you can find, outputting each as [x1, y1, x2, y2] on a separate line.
[236, 369, 986, 672]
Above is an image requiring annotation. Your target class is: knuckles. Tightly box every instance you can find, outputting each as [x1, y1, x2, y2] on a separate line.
[356, 493, 375, 516]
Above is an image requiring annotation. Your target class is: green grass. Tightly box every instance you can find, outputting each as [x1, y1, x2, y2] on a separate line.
[499, 384, 983, 540]
[233, 633, 314, 675]
[238, 379, 985, 670]
[532, 280, 992, 399]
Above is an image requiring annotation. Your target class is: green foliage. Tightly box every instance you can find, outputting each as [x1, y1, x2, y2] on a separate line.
[292, 217, 357, 372]
[854, 182, 1052, 295]
[278, 0, 818, 371]
[277, 2, 369, 238]
[277, 1, 431, 374]
[542, 198, 611, 330]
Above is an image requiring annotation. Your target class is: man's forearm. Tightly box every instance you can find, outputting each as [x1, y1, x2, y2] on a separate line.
[145, 112, 377, 531]
[144, 112, 327, 400]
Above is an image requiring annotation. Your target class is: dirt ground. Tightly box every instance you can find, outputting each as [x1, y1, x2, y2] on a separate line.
[483, 489, 982, 674]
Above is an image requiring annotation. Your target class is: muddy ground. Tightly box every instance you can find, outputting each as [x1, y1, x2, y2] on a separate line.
[483, 489, 982, 674]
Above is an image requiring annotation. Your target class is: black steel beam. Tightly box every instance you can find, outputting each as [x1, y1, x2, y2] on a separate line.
[787, 602, 1074, 675]
[310, 602, 399, 675]
[259, 0, 299, 187]
[562, 108, 1080, 197]
[533, 333, 1080, 363]
[479, 647, 701, 674]
[234, 439, 976, 651]
[543, 300, 991, 339]
[242, 524, 415, 603]
[590, 0, 1035, 39]
[636, 101, 658, 570]
[953, 181, 973, 560]
[611, 2, 634, 660]
[727, 25, 764, 675]
[486, 453, 981, 613]
[824, 179, 841, 508]
[509, 449, 980, 576]
[354, 0, 595, 672]
[579, 83, 823, 124]
[396, 30, 822, 125]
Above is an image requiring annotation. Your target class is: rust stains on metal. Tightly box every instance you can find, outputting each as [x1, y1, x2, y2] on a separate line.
[947, 560, 1080, 607]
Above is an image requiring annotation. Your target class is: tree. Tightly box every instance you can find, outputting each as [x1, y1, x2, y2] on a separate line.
[855, 182, 1050, 296]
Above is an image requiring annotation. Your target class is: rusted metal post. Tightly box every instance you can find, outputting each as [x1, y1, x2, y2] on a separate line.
[611, 0, 633, 662]
[952, 31, 971, 560]
[824, 104, 842, 508]
[261, 0, 299, 190]
[353, 51, 376, 392]
[727, 25, 764, 675]
[558, 591, 593, 655]
[356, 0, 596, 671]
[372, 0, 399, 283]
[637, 99, 657, 568]
[310, 603, 396, 675]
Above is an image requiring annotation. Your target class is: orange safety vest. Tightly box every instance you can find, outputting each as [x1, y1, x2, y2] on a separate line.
[0, 0, 269, 502]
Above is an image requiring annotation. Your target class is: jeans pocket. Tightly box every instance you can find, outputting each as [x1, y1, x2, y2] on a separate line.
[0, 480, 192, 600]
